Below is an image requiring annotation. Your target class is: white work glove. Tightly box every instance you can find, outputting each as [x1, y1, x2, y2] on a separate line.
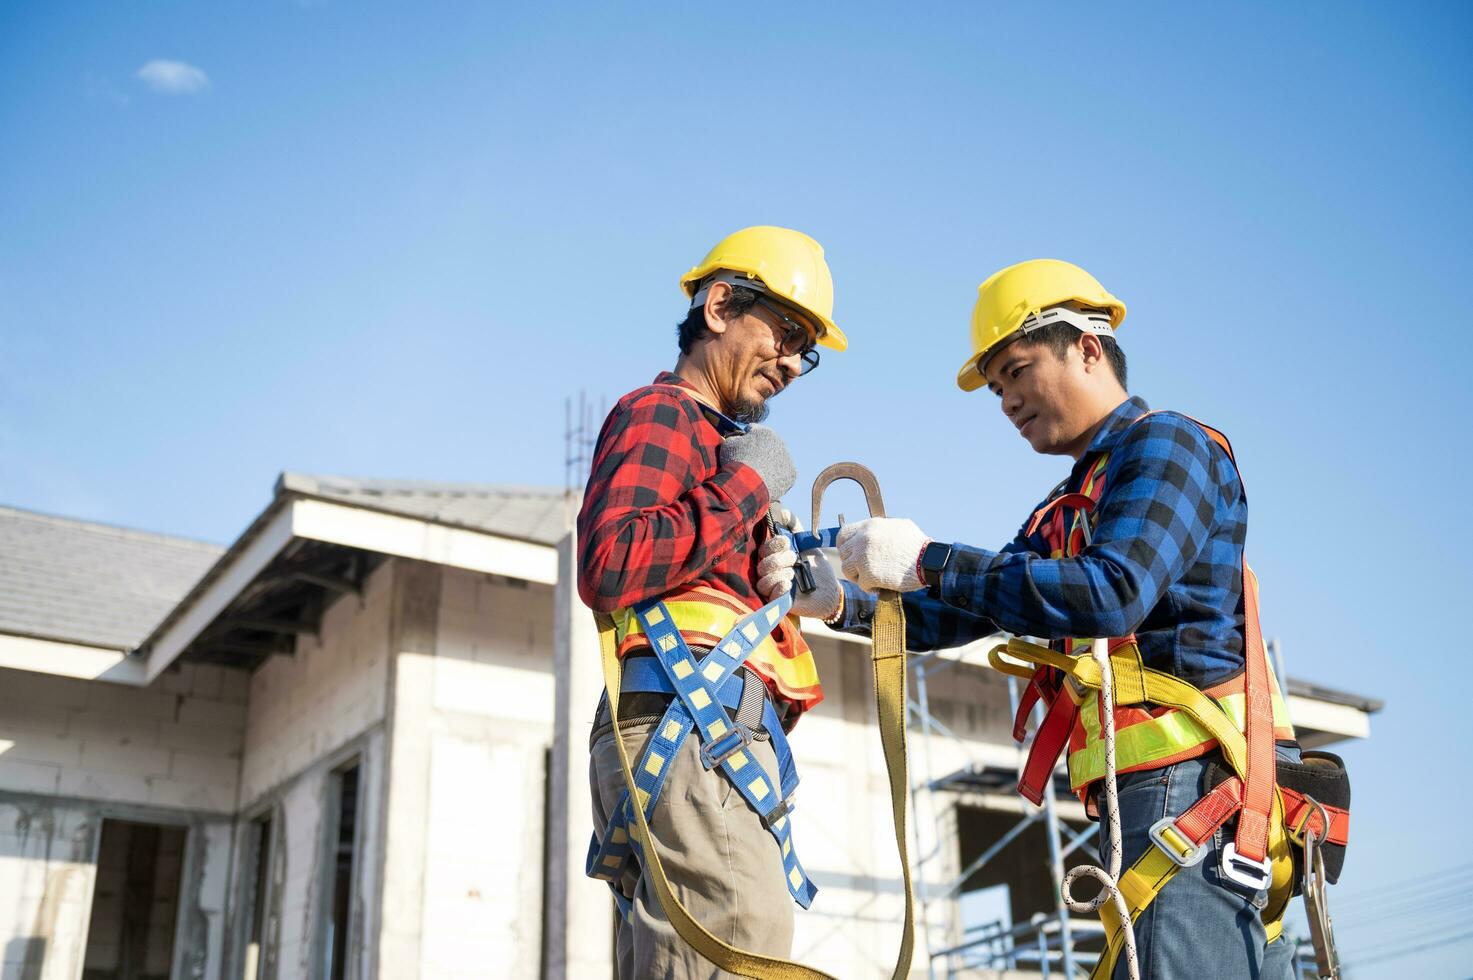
[756, 533, 798, 601]
[791, 550, 843, 621]
[836, 517, 929, 594]
[756, 508, 844, 620]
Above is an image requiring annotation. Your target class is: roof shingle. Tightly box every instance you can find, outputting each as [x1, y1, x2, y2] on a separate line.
[0, 506, 224, 650]
[278, 473, 571, 545]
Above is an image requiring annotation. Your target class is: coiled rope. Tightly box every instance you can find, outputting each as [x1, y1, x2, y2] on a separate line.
[1060, 637, 1140, 980]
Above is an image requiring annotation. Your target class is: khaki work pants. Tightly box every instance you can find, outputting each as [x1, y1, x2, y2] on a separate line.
[589, 716, 795, 979]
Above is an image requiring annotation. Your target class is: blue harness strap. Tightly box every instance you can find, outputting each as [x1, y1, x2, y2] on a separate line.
[586, 592, 818, 912]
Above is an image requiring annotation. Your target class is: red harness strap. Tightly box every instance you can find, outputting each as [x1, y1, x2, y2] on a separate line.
[1016, 673, 1079, 806]
[1234, 563, 1276, 862]
[1281, 788, 1351, 846]
[1161, 776, 1350, 851]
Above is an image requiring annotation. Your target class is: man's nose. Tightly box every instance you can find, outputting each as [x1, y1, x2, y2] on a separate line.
[1002, 388, 1023, 416]
[776, 352, 803, 380]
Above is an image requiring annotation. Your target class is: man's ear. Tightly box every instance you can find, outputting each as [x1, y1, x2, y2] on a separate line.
[1078, 332, 1105, 372]
[703, 281, 733, 336]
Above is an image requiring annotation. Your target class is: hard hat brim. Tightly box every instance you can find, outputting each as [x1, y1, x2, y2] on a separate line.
[956, 351, 990, 392]
[682, 268, 847, 352]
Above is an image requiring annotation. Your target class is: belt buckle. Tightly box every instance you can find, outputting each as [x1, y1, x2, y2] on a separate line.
[700, 724, 753, 770]
[1148, 816, 1209, 868]
[1220, 841, 1273, 891]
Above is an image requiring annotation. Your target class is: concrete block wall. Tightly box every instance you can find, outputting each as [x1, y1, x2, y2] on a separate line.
[0, 659, 242, 980]
[230, 560, 393, 980]
[238, 561, 391, 810]
[0, 803, 95, 980]
[378, 566, 555, 980]
[238, 732, 383, 980]
[0, 799, 233, 980]
[0, 663, 247, 814]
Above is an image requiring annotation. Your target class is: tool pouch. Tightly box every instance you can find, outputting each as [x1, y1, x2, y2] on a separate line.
[1276, 751, 1350, 890]
[1202, 750, 1350, 896]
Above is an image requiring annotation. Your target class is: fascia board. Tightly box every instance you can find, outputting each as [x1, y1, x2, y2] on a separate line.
[289, 498, 558, 585]
[142, 502, 297, 684]
[138, 498, 560, 683]
[0, 633, 147, 685]
[1286, 693, 1371, 740]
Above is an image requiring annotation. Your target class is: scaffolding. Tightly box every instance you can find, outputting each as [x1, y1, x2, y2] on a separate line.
[906, 637, 1321, 978]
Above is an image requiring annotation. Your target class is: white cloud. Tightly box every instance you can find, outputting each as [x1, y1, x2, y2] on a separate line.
[136, 60, 211, 95]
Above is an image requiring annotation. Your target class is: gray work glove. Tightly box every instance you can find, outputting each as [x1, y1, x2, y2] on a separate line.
[718, 424, 796, 501]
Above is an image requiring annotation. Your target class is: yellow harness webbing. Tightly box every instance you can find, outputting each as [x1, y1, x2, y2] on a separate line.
[596, 589, 915, 980]
[992, 638, 1294, 980]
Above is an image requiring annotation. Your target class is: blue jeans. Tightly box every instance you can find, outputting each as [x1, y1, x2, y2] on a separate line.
[1102, 746, 1300, 979]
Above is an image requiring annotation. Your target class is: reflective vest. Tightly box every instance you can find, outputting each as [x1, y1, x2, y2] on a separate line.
[612, 584, 823, 710]
[1019, 414, 1295, 803]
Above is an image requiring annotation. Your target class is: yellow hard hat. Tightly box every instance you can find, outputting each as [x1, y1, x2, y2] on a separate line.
[680, 225, 847, 352]
[956, 258, 1126, 392]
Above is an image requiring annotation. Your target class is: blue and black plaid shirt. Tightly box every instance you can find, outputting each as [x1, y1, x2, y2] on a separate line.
[835, 395, 1253, 689]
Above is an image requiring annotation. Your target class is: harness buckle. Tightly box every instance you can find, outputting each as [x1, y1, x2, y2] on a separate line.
[1148, 816, 1209, 868]
[1287, 794, 1331, 847]
[1219, 841, 1273, 891]
[760, 797, 794, 830]
[700, 724, 754, 770]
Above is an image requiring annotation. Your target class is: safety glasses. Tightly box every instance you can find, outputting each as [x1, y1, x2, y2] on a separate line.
[751, 296, 821, 376]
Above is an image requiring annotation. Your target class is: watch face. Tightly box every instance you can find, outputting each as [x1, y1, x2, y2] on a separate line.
[922, 543, 950, 586]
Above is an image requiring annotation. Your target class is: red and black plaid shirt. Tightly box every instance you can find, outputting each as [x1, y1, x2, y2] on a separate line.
[577, 373, 819, 709]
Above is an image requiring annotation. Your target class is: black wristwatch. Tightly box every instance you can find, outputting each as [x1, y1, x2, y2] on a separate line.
[919, 541, 953, 593]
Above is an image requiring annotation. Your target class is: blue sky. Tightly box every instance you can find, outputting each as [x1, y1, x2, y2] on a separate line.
[4, 3, 1471, 974]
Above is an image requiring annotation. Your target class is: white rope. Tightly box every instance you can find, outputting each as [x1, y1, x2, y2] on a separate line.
[1061, 637, 1140, 980]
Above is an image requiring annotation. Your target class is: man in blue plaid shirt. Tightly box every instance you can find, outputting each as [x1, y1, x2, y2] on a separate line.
[797, 259, 1303, 978]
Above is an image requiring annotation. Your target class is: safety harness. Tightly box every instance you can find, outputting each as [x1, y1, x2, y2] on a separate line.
[586, 463, 916, 980]
[993, 413, 1350, 979]
[586, 591, 819, 915]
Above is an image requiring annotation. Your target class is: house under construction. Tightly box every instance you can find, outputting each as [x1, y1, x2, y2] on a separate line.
[0, 474, 1378, 979]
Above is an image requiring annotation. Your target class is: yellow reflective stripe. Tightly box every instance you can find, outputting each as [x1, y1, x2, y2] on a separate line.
[614, 599, 821, 694]
[1071, 700, 1222, 787]
[616, 599, 752, 645]
[1069, 687, 1295, 789]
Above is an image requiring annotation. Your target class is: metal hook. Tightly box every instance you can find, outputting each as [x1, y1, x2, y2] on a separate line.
[810, 462, 887, 533]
